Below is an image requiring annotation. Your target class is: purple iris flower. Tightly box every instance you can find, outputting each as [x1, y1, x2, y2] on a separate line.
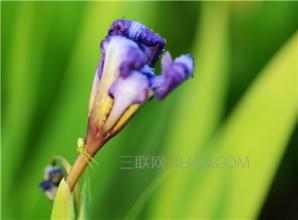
[86, 19, 194, 154]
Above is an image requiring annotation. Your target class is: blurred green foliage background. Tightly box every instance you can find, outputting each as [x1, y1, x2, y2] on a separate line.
[1, 1, 297, 219]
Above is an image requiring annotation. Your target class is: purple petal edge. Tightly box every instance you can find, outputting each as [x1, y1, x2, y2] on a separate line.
[151, 53, 194, 100]
[107, 19, 166, 67]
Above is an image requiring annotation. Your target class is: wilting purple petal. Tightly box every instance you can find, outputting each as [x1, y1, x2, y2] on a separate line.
[160, 51, 173, 73]
[151, 53, 194, 100]
[104, 72, 150, 131]
[109, 71, 150, 104]
[140, 65, 155, 79]
[119, 45, 146, 77]
[97, 35, 147, 81]
[101, 36, 145, 80]
[107, 19, 165, 67]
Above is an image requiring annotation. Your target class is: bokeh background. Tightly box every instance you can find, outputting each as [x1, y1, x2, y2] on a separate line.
[1, 1, 297, 219]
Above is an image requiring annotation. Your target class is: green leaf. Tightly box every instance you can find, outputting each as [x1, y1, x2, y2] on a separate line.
[51, 179, 75, 220]
[2, 3, 54, 217]
[190, 31, 297, 219]
[78, 177, 91, 220]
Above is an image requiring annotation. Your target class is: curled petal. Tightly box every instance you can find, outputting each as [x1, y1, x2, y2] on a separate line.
[151, 52, 194, 100]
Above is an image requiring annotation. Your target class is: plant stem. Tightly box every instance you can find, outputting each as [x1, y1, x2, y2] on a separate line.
[66, 153, 93, 191]
[65, 154, 89, 191]
[66, 135, 105, 191]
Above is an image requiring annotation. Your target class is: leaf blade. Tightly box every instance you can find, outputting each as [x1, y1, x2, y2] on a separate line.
[51, 179, 75, 220]
[185, 32, 298, 218]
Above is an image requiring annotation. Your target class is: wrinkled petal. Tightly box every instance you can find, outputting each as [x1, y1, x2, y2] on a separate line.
[107, 19, 165, 67]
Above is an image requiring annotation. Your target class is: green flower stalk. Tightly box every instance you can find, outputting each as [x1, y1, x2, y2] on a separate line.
[63, 19, 194, 191]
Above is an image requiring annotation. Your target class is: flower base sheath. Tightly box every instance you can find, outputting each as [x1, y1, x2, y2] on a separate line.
[65, 19, 195, 191]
